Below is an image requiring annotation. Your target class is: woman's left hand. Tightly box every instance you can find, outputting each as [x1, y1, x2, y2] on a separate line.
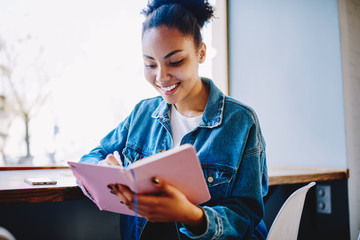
[108, 177, 205, 227]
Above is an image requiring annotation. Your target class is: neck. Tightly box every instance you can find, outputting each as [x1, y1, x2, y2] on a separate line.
[175, 79, 209, 117]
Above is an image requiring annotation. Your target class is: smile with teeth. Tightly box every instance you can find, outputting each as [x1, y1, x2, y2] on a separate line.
[160, 83, 180, 92]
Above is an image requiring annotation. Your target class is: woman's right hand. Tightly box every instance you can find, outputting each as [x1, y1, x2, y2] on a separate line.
[98, 151, 122, 166]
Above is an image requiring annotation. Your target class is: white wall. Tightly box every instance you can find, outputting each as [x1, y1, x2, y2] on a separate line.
[338, 0, 360, 238]
[228, 0, 347, 168]
[211, 0, 229, 95]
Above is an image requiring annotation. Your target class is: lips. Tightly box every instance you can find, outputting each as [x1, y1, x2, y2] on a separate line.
[160, 82, 180, 94]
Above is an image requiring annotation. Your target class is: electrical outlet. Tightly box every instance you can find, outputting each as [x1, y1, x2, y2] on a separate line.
[316, 185, 332, 214]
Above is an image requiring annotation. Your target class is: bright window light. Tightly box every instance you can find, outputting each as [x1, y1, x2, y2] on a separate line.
[0, 0, 217, 166]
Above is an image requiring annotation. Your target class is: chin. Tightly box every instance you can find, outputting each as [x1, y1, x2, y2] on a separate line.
[161, 95, 178, 105]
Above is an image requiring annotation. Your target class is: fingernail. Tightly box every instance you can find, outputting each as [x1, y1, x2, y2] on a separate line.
[152, 177, 159, 184]
[120, 201, 124, 204]
[115, 184, 120, 190]
[107, 184, 113, 190]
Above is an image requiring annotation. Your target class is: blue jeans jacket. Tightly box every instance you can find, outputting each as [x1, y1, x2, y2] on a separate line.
[80, 78, 268, 239]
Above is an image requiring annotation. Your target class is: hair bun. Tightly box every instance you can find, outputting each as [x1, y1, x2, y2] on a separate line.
[142, 0, 214, 27]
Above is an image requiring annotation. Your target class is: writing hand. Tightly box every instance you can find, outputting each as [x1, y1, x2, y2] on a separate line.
[98, 151, 122, 166]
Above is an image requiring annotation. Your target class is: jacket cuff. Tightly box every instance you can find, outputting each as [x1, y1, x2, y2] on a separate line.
[179, 206, 222, 239]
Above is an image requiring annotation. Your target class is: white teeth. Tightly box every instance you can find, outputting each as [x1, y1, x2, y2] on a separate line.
[161, 83, 178, 92]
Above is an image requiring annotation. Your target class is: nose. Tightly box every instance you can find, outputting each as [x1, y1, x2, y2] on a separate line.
[156, 65, 170, 82]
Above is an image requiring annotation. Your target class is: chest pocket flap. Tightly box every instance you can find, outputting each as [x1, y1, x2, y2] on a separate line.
[122, 146, 152, 167]
[202, 165, 234, 200]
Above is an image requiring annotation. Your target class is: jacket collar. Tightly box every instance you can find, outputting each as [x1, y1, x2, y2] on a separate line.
[152, 77, 225, 128]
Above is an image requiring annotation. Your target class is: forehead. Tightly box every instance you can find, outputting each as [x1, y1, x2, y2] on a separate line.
[142, 26, 196, 56]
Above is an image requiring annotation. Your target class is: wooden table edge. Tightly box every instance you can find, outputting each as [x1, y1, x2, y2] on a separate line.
[269, 169, 349, 186]
[0, 186, 87, 204]
[0, 167, 350, 203]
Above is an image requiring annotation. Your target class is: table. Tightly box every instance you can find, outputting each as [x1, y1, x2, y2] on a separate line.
[268, 166, 349, 185]
[0, 166, 349, 204]
[0, 169, 85, 203]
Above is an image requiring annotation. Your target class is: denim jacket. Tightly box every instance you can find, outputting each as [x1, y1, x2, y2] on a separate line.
[80, 78, 268, 239]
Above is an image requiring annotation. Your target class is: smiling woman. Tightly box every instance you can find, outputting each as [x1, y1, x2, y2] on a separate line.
[0, 0, 222, 167]
[79, 0, 268, 239]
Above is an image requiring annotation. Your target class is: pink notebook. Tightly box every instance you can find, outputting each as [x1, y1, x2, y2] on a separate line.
[68, 144, 211, 216]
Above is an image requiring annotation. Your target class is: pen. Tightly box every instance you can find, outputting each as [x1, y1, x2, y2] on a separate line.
[113, 150, 123, 167]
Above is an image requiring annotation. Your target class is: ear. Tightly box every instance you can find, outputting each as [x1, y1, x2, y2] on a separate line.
[198, 42, 207, 64]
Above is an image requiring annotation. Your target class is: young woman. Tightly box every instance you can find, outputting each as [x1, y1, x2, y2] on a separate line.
[80, 0, 268, 239]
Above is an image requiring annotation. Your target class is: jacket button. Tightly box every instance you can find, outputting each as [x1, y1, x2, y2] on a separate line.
[207, 176, 214, 183]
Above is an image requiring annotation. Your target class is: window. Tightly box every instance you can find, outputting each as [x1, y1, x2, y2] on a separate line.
[0, 0, 226, 167]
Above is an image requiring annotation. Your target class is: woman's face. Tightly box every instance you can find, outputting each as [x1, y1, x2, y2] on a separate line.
[142, 26, 206, 108]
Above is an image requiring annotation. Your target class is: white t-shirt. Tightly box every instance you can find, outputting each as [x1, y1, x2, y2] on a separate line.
[170, 105, 203, 147]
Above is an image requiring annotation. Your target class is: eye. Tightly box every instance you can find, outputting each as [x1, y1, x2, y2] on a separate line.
[144, 63, 157, 69]
[169, 59, 183, 67]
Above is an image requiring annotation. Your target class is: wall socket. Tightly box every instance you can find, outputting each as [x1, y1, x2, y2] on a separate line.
[316, 185, 332, 214]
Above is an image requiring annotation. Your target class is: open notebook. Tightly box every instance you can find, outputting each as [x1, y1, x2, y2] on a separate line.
[68, 144, 211, 216]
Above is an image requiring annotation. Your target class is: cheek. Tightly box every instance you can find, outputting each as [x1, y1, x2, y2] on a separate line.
[179, 65, 198, 81]
[172, 65, 193, 80]
[144, 69, 155, 84]
[180, 59, 199, 76]
[170, 70, 184, 80]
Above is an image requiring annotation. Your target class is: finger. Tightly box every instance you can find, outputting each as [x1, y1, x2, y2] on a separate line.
[127, 199, 158, 218]
[105, 154, 121, 166]
[128, 200, 173, 223]
[152, 177, 178, 196]
[118, 184, 133, 202]
[114, 184, 128, 203]
[107, 184, 127, 203]
[97, 160, 110, 166]
[115, 192, 127, 204]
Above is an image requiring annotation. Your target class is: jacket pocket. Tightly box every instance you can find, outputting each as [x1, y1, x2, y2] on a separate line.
[202, 165, 234, 200]
[122, 146, 152, 166]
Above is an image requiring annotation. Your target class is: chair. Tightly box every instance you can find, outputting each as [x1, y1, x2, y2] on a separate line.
[0, 227, 16, 240]
[267, 182, 316, 240]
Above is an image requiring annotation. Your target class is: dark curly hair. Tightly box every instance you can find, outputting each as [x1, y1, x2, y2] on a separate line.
[141, 0, 214, 49]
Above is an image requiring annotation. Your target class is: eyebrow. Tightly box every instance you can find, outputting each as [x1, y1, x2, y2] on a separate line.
[143, 50, 183, 60]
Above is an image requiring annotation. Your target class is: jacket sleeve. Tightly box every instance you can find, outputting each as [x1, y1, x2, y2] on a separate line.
[180, 125, 268, 239]
[79, 116, 130, 165]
